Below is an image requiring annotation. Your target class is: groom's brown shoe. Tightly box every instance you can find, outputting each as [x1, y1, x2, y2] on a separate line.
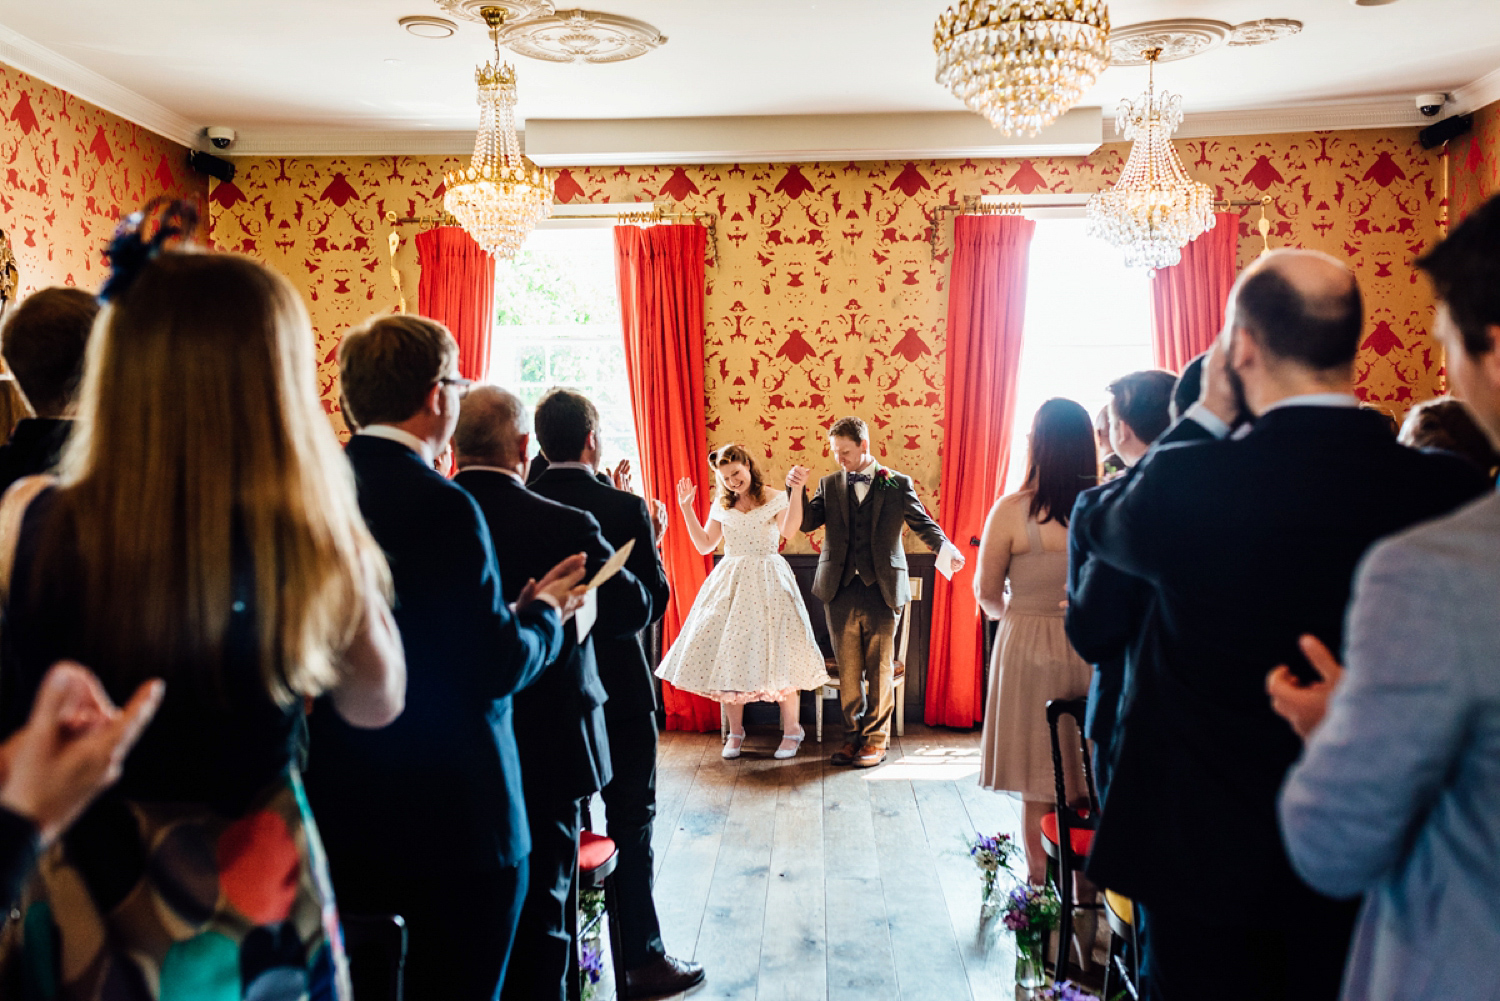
[830, 742, 859, 766]
[853, 746, 887, 768]
[624, 954, 705, 998]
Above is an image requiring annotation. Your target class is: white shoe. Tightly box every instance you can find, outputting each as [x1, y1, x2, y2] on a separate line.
[722, 732, 746, 759]
[773, 731, 805, 759]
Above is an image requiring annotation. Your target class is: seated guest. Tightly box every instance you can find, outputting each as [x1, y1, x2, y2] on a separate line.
[452, 387, 653, 1001]
[1399, 395, 1500, 481]
[1273, 193, 1500, 1001]
[0, 661, 162, 910]
[1064, 369, 1178, 800]
[0, 231, 405, 997]
[0, 287, 98, 494]
[529, 389, 705, 999]
[306, 315, 585, 1001]
[1076, 249, 1489, 1000]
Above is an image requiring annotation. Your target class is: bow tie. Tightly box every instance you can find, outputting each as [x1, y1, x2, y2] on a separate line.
[846, 472, 872, 485]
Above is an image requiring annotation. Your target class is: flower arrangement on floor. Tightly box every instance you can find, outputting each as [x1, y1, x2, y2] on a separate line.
[966, 830, 1020, 905]
[1032, 981, 1095, 1000]
[579, 887, 606, 1001]
[1000, 881, 1062, 990]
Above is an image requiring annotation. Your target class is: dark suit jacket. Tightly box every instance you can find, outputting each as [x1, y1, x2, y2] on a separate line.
[529, 466, 669, 716]
[455, 468, 654, 802]
[1076, 406, 1489, 911]
[304, 435, 563, 873]
[798, 465, 948, 609]
[0, 806, 37, 911]
[0, 419, 71, 496]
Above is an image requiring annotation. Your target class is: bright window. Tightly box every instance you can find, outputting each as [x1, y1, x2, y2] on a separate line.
[489, 227, 642, 479]
[1001, 218, 1156, 495]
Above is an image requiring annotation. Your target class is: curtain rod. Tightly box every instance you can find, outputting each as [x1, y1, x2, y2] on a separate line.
[382, 208, 720, 266]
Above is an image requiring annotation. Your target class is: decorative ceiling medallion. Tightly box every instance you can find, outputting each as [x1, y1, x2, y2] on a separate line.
[400, 15, 458, 38]
[1109, 19, 1231, 66]
[1229, 18, 1304, 47]
[498, 9, 667, 64]
[432, 0, 554, 24]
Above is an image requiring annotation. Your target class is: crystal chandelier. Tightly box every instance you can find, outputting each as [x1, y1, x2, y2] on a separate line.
[934, 0, 1111, 137]
[443, 5, 551, 259]
[1086, 49, 1217, 271]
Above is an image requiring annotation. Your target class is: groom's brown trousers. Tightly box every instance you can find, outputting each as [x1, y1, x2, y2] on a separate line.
[825, 579, 900, 750]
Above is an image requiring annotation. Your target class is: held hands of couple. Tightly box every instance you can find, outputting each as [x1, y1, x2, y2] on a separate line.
[0, 661, 165, 845]
[785, 465, 810, 489]
[516, 552, 590, 621]
[1267, 634, 1346, 740]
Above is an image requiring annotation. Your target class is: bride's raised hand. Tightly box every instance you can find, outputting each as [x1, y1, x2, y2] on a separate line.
[676, 477, 697, 507]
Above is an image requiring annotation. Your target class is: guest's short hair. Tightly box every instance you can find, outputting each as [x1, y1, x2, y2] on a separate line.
[1417, 193, 1500, 357]
[1107, 369, 1177, 446]
[533, 387, 599, 463]
[1, 287, 99, 417]
[1233, 262, 1363, 371]
[454, 385, 529, 465]
[338, 314, 457, 427]
[828, 416, 867, 445]
[1171, 353, 1206, 423]
[1400, 397, 1499, 478]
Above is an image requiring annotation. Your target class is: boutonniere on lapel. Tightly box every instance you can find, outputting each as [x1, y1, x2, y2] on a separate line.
[871, 468, 897, 491]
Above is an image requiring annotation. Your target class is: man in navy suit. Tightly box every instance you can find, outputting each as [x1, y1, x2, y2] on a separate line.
[453, 386, 654, 1001]
[305, 316, 586, 1001]
[529, 388, 705, 1000]
[1076, 251, 1489, 1000]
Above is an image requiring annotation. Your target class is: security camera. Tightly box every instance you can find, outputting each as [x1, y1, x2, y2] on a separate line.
[1416, 93, 1448, 118]
[205, 126, 237, 150]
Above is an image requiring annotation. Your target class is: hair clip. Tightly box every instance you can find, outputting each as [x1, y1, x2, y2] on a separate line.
[99, 197, 201, 303]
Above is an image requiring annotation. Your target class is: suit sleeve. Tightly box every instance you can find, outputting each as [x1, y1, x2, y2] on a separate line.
[799, 483, 826, 532]
[1076, 447, 1195, 587]
[577, 511, 653, 640]
[625, 496, 671, 628]
[0, 805, 38, 911]
[899, 476, 949, 553]
[453, 491, 564, 698]
[1280, 536, 1471, 899]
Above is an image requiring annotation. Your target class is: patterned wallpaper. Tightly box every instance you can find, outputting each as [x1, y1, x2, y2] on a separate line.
[208, 127, 1448, 553]
[0, 63, 204, 296]
[1450, 99, 1500, 222]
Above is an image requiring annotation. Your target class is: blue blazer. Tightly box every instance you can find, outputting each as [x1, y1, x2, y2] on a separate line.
[304, 436, 563, 872]
[1076, 406, 1488, 911]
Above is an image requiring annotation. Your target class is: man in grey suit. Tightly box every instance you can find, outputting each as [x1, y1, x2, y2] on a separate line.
[786, 416, 962, 768]
[1272, 193, 1500, 1001]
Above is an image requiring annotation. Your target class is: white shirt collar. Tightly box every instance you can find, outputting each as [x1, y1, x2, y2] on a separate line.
[459, 465, 524, 484]
[854, 458, 878, 477]
[1263, 393, 1361, 412]
[359, 425, 434, 465]
[547, 461, 597, 474]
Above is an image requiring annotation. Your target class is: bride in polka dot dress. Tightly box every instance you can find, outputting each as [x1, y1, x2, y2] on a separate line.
[656, 444, 829, 760]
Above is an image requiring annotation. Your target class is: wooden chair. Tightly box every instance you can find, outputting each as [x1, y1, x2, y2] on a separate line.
[1040, 697, 1103, 981]
[342, 914, 407, 1001]
[1102, 889, 1139, 1000]
[568, 814, 626, 1001]
[812, 590, 915, 742]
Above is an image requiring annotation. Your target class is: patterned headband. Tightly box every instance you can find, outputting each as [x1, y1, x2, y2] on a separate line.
[98, 197, 201, 303]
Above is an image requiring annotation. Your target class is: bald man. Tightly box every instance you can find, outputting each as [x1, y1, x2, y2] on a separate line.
[1074, 250, 1489, 1000]
[453, 387, 652, 1001]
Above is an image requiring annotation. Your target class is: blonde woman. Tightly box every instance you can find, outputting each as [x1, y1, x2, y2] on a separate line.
[656, 444, 829, 759]
[0, 207, 404, 1001]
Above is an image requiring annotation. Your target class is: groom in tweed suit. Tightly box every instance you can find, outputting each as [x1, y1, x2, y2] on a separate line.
[787, 416, 962, 767]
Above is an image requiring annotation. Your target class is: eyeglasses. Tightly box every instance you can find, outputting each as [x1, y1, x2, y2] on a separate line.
[437, 376, 474, 399]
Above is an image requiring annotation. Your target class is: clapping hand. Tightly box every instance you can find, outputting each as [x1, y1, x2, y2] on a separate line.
[0, 661, 165, 844]
[609, 459, 633, 493]
[1267, 634, 1346, 740]
[676, 477, 697, 507]
[785, 465, 810, 489]
[516, 553, 588, 615]
[649, 498, 669, 544]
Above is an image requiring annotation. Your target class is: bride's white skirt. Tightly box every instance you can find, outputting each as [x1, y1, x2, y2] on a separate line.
[655, 554, 830, 703]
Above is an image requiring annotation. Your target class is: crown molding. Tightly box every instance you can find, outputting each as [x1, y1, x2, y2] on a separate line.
[223, 129, 480, 158]
[1453, 65, 1500, 116]
[1138, 99, 1430, 140]
[0, 22, 199, 148]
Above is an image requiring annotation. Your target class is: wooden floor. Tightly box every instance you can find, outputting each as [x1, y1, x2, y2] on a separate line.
[590, 723, 1030, 1001]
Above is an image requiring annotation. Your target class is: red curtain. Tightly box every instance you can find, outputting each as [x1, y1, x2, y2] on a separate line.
[1150, 212, 1242, 372]
[416, 226, 496, 381]
[925, 214, 1036, 728]
[615, 224, 718, 732]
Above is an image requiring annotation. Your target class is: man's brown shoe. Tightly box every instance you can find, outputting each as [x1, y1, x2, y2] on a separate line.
[624, 954, 705, 999]
[829, 742, 859, 766]
[853, 746, 887, 768]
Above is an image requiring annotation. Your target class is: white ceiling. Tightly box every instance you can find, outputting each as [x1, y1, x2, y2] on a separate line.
[0, 0, 1497, 154]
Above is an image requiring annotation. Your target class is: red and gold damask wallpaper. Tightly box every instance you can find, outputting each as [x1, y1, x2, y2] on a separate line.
[1450, 99, 1500, 222]
[208, 127, 1447, 552]
[0, 63, 203, 295]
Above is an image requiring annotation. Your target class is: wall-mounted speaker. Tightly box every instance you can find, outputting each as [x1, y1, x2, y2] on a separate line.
[1420, 114, 1473, 150]
[186, 150, 236, 183]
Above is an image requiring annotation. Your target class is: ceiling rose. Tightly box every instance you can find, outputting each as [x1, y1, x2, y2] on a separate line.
[433, 0, 554, 23]
[498, 9, 667, 64]
[1109, 19, 1231, 66]
[1229, 18, 1304, 47]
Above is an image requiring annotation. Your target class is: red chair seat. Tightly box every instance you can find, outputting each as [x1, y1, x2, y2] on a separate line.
[1039, 812, 1094, 859]
[579, 831, 617, 873]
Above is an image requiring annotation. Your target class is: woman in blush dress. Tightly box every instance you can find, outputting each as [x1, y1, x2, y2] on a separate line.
[656, 444, 829, 760]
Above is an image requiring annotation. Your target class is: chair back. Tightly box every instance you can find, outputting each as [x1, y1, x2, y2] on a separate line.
[1046, 697, 1099, 854]
[342, 913, 408, 1001]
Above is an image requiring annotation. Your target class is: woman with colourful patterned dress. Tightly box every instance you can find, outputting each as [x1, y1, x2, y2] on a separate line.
[0, 203, 405, 1001]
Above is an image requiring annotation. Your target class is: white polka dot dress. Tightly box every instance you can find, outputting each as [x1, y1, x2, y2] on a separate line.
[655, 491, 830, 703]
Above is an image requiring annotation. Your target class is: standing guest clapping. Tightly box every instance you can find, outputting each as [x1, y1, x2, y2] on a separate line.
[305, 317, 586, 1001]
[0, 206, 406, 1000]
